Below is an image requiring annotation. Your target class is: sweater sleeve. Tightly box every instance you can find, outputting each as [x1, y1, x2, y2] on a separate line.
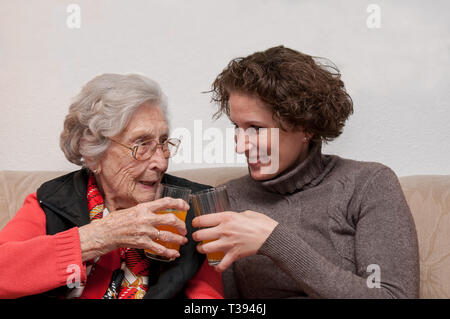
[184, 259, 224, 299]
[0, 193, 86, 298]
[258, 167, 420, 299]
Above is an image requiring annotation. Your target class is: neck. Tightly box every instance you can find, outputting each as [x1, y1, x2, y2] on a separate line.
[260, 141, 338, 194]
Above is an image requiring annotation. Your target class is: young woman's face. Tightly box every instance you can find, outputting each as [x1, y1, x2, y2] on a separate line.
[229, 92, 311, 181]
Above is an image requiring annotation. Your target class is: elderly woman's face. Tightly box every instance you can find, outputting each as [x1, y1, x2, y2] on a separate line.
[229, 92, 310, 181]
[96, 102, 169, 209]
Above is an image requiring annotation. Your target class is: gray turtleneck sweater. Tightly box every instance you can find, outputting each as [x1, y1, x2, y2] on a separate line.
[221, 142, 420, 298]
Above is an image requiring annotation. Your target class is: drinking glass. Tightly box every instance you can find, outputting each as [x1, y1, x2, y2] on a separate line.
[144, 183, 191, 262]
[191, 186, 230, 265]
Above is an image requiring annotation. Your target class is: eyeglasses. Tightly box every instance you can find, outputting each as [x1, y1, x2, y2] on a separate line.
[109, 137, 181, 161]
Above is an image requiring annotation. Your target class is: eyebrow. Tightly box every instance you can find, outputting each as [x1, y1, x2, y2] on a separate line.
[231, 120, 268, 127]
[128, 130, 169, 143]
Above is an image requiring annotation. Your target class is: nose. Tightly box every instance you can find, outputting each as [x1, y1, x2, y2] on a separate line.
[147, 146, 168, 173]
[235, 128, 255, 155]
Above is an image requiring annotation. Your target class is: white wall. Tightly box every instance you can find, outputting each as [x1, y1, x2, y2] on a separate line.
[1, 0, 449, 177]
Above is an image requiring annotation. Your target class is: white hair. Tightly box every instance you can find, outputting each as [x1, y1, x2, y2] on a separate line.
[60, 73, 169, 167]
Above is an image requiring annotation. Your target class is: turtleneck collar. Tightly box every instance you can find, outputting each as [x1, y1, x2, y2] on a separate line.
[260, 141, 338, 195]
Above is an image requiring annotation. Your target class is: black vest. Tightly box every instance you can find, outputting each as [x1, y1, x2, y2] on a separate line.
[35, 169, 210, 299]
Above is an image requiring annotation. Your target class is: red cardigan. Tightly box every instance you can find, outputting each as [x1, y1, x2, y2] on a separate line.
[0, 193, 223, 299]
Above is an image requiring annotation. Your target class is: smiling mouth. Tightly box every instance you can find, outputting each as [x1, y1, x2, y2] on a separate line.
[247, 156, 271, 166]
[139, 180, 158, 187]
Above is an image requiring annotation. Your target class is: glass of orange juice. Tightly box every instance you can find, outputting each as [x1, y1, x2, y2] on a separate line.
[191, 186, 230, 266]
[144, 184, 191, 262]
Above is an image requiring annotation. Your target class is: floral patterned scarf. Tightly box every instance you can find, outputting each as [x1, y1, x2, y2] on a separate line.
[86, 174, 152, 299]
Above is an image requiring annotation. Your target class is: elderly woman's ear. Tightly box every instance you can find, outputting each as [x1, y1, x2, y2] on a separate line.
[83, 157, 101, 175]
[90, 162, 102, 175]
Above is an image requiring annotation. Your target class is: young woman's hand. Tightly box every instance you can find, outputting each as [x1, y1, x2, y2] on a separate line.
[192, 210, 278, 272]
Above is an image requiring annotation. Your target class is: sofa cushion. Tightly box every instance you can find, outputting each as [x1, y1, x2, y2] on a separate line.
[0, 171, 67, 230]
[399, 175, 450, 298]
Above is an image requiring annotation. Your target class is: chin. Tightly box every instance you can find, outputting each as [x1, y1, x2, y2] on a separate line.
[133, 179, 161, 202]
[132, 190, 156, 204]
[135, 194, 155, 204]
[248, 164, 279, 181]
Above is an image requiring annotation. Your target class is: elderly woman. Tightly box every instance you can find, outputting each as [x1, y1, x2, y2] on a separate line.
[0, 74, 222, 299]
[192, 46, 420, 298]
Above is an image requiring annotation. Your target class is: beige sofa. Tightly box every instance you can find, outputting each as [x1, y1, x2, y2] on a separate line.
[1, 168, 449, 299]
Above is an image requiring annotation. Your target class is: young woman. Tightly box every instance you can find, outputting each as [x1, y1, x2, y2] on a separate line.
[192, 46, 419, 299]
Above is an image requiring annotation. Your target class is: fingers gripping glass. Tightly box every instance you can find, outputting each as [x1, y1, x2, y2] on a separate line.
[191, 186, 230, 266]
[109, 138, 181, 160]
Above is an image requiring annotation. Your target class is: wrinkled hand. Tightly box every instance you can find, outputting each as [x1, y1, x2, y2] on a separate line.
[78, 197, 189, 262]
[192, 210, 278, 272]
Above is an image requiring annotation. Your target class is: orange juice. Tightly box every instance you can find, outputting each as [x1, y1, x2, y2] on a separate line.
[203, 239, 225, 265]
[144, 210, 187, 261]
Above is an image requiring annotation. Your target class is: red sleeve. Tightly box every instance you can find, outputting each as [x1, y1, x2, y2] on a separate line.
[184, 258, 224, 299]
[0, 193, 86, 298]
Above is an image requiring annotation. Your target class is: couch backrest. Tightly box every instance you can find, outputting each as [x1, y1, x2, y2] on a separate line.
[0, 170, 69, 230]
[0, 168, 249, 230]
[397, 175, 450, 298]
[0, 169, 449, 298]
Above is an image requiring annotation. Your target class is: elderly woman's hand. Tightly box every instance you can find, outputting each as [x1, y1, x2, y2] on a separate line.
[192, 210, 278, 272]
[78, 197, 189, 262]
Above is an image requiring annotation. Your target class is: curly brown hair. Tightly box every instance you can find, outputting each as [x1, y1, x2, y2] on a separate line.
[210, 45, 354, 142]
